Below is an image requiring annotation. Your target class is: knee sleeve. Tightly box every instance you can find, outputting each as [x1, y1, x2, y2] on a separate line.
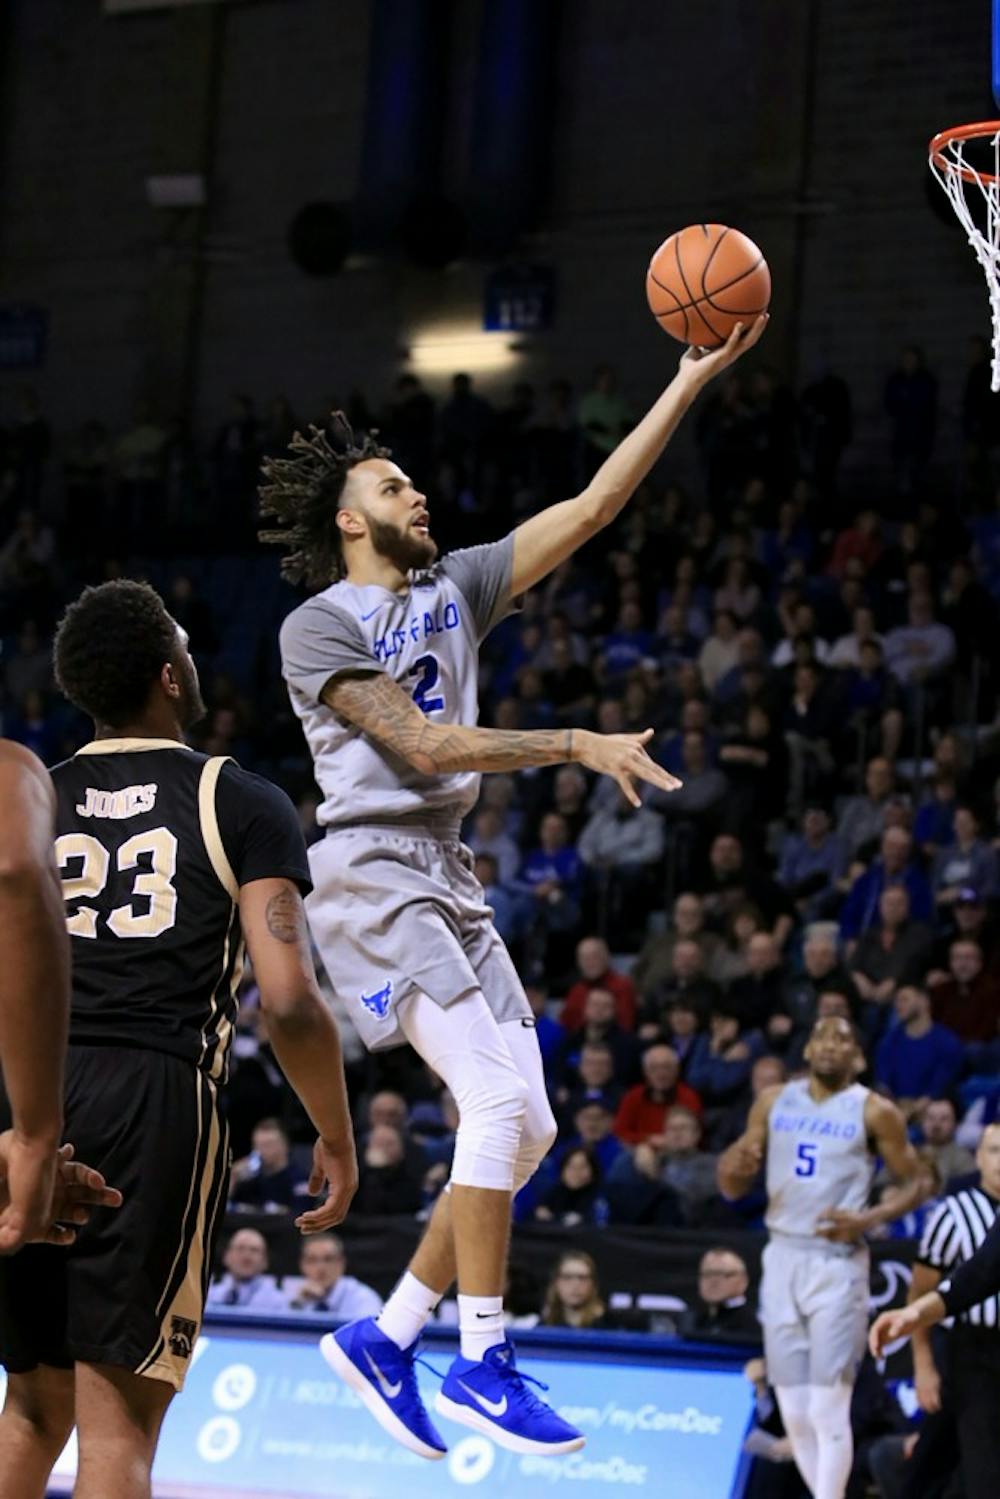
[500, 1017, 558, 1193]
[807, 1380, 852, 1431]
[451, 1069, 529, 1191]
[511, 1104, 558, 1193]
[400, 990, 531, 1192]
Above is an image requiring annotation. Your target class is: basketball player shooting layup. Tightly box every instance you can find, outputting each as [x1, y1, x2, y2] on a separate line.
[0, 740, 120, 1253]
[718, 1016, 926, 1499]
[263, 314, 767, 1460]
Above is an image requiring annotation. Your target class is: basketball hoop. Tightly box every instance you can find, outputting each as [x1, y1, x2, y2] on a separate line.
[929, 121, 1000, 391]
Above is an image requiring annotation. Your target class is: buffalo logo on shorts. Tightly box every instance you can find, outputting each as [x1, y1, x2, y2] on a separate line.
[169, 1316, 198, 1360]
[360, 979, 394, 1019]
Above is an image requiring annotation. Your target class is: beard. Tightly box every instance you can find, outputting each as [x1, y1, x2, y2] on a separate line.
[175, 652, 207, 729]
[811, 1062, 850, 1088]
[367, 514, 438, 573]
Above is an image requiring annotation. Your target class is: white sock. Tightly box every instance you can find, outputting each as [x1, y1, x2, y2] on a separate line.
[458, 1293, 505, 1362]
[376, 1271, 443, 1350]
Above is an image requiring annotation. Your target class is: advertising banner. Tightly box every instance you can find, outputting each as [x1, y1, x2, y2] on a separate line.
[32, 1324, 754, 1499]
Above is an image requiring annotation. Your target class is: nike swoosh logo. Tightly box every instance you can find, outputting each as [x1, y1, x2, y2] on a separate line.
[457, 1380, 507, 1417]
[360, 606, 382, 621]
[363, 1349, 402, 1400]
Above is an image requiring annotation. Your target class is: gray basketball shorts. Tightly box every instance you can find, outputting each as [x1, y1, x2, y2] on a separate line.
[305, 826, 532, 1051]
[759, 1237, 870, 1387]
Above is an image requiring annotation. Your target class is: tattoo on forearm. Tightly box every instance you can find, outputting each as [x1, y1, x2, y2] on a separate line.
[265, 888, 306, 945]
[326, 673, 573, 774]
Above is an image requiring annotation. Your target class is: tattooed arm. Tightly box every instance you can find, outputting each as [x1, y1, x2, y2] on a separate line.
[324, 672, 682, 807]
[239, 877, 357, 1231]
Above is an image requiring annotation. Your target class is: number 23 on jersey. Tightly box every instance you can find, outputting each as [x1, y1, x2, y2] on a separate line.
[56, 828, 178, 939]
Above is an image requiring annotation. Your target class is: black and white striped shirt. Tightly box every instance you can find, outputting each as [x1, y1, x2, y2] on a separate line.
[918, 1187, 1000, 1327]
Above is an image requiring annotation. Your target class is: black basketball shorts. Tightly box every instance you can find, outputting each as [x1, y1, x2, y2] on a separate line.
[0, 1044, 230, 1390]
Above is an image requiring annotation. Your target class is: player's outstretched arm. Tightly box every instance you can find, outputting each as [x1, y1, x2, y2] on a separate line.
[240, 877, 358, 1232]
[717, 1085, 779, 1199]
[0, 742, 72, 1251]
[507, 315, 768, 596]
[324, 673, 681, 807]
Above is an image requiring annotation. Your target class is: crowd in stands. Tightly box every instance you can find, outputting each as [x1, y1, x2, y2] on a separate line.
[3, 338, 1000, 1347]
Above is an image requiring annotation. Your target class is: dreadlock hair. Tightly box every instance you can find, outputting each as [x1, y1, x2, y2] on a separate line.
[54, 580, 179, 728]
[258, 410, 390, 588]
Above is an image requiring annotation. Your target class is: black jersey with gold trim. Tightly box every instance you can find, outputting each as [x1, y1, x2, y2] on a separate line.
[51, 738, 311, 1081]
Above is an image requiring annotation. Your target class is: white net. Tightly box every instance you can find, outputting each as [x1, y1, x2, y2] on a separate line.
[929, 124, 1000, 391]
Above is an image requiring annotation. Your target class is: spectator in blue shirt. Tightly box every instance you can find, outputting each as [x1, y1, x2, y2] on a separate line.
[778, 804, 847, 921]
[514, 1093, 624, 1225]
[932, 804, 999, 908]
[840, 827, 934, 942]
[655, 602, 700, 672]
[713, 627, 769, 706]
[561, 1096, 624, 1177]
[913, 772, 958, 856]
[875, 986, 963, 1117]
[283, 1234, 382, 1318]
[685, 1006, 763, 1108]
[520, 811, 585, 907]
[600, 600, 655, 680]
[473, 851, 533, 948]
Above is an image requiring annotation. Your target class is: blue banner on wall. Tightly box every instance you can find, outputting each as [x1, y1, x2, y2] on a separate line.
[31, 1323, 753, 1498]
[484, 265, 555, 332]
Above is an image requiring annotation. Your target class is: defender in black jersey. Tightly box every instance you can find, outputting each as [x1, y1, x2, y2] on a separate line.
[0, 582, 357, 1499]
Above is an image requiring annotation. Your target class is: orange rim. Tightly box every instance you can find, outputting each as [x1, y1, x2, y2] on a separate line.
[930, 121, 1000, 185]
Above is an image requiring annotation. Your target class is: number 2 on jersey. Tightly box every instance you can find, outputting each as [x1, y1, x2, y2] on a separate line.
[409, 653, 445, 714]
[56, 828, 178, 939]
[795, 1142, 818, 1178]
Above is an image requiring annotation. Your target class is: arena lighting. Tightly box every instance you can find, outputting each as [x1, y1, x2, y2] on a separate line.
[405, 323, 524, 376]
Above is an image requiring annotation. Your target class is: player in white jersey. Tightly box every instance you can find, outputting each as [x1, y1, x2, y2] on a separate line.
[266, 314, 767, 1460]
[718, 1017, 925, 1499]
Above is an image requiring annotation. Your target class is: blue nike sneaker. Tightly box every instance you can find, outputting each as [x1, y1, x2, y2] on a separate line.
[320, 1319, 447, 1460]
[435, 1340, 585, 1455]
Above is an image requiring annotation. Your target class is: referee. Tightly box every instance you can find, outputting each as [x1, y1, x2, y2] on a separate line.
[874, 1122, 1000, 1499]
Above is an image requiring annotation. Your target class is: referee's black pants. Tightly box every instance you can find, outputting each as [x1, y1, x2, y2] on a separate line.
[950, 1324, 1000, 1499]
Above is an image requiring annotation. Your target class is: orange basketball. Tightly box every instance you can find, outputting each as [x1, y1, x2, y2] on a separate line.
[646, 224, 771, 347]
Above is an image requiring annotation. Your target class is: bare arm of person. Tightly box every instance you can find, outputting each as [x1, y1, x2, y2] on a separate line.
[717, 1085, 780, 1199]
[0, 745, 68, 1144]
[239, 878, 357, 1232]
[508, 318, 768, 596]
[323, 671, 681, 808]
[0, 743, 72, 1250]
[909, 1261, 944, 1413]
[870, 1290, 946, 1358]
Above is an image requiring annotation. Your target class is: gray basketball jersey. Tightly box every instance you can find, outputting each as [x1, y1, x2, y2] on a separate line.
[279, 535, 516, 830]
[765, 1079, 873, 1244]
